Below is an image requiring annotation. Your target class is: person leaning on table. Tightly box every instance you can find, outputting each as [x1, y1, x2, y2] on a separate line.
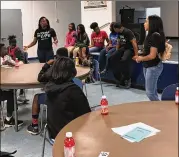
[0, 43, 24, 128]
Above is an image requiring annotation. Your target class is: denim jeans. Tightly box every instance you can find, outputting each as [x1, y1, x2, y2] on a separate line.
[110, 47, 133, 81]
[37, 49, 54, 63]
[98, 47, 116, 71]
[143, 62, 163, 101]
[89, 47, 103, 54]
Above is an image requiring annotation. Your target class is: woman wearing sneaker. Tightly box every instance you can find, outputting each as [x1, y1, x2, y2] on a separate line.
[99, 22, 118, 73]
[135, 15, 165, 101]
[0, 43, 23, 127]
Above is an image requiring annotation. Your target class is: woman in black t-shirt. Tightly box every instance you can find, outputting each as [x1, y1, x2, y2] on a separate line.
[136, 15, 166, 101]
[24, 17, 58, 63]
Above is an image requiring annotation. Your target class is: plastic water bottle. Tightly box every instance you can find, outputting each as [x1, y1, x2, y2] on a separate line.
[15, 58, 19, 67]
[75, 57, 79, 66]
[175, 87, 179, 105]
[64, 132, 75, 157]
[100, 95, 109, 115]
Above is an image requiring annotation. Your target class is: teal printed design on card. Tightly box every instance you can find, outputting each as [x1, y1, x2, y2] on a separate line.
[122, 127, 152, 142]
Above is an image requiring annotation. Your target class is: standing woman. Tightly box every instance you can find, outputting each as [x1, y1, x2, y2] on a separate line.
[136, 15, 166, 101]
[73, 24, 90, 65]
[24, 16, 58, 63]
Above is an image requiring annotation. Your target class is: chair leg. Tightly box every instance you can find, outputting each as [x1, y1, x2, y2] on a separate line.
[23, 90, 26, 99]
[40, 105, 44, 131]
[0, 103, 5, 131]
[98, 72, 104, 96]
[84, 83, 88, 97]
[41, 124, 47, 157]
[45, 105, 47, 122]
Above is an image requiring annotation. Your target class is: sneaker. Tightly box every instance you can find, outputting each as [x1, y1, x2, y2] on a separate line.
[82, 59, 90, 66]
[4, 117, 24, 128]
[17, 95, 29, 103]
[119, 79, 131, 89]
[27, 124, 39, 135]
[100, 69, 107, 74]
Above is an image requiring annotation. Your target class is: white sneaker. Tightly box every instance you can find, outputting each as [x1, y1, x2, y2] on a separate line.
[17, 95, 26, 102]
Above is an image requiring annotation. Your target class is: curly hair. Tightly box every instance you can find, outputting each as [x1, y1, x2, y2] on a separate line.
[90, 22, 98, 30]
[8, 35, 17, 45]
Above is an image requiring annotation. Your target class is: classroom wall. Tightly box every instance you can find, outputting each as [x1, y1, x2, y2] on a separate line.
[1, 1, 81, 58]
[116, 1, 178, 37]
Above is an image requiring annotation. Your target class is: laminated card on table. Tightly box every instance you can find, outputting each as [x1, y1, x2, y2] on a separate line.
[122, 127, 152, 142]
[111, 122, 160, 143]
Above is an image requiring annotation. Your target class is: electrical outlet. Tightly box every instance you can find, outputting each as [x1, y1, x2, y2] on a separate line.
[56, 18, 59, 23]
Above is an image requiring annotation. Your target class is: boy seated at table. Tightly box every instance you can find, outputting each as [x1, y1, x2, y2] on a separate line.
[0, 43, 24, 127]
[27, 47, 80, 135]
[7, 35, 28, 103]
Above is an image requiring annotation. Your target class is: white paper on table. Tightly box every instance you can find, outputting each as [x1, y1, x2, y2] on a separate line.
[111, 122, 160, 142]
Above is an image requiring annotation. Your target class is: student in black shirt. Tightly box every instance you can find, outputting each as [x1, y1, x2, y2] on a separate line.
[24, 16, 58, 63]
[109, 22, 138, 89]
[136, 15, 165, 101]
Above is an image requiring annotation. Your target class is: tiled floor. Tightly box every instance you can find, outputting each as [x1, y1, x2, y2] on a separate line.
[1, 82, 158, 157]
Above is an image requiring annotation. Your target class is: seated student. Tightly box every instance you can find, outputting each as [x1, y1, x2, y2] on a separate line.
[99, 22, 118, 73]
[7, 35, 27, 103]
[7, 35, 24, 63]
[27, 47, 69, 135]
[65, 23, 77, 57]
[72, 24, 90, 66]
[27, 56, 91, 138]
[0, 43, 24, 127]
[45, 57, 91, 139]
[89, 22, 109, 53]
[109, 22, 138, 89]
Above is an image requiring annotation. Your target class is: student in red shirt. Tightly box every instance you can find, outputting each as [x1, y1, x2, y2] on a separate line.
[89, 22, 109, 53]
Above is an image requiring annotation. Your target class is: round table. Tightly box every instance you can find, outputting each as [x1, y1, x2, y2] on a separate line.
[0, 63, 90, 132]
[53, 101, 178, 157]
[0, 63, 90, 89]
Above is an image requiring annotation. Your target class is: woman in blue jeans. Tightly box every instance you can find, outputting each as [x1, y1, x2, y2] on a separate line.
[136, 15, 166, 101]
[99, 22, 118, 73]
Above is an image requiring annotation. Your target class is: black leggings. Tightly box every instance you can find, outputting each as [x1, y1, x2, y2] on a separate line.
[109, 47, 133, 81]
[0, 90, 14, 117]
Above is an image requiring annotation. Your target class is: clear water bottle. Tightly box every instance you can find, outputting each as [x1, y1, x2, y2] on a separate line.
[64, 132, 75, 157]
[75, 57, 79, 66]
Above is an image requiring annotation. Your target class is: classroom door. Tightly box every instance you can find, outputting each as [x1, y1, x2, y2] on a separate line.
[1, 9, 23, 49]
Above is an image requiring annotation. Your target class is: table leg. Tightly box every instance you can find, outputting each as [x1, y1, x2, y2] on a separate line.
[13, 89, 18, 132]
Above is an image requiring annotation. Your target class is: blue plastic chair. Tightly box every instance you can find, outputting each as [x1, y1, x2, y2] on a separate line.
[161, 84, 178, 101]
[73, 78, 83, 89]
[73, 77, 87, 97]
